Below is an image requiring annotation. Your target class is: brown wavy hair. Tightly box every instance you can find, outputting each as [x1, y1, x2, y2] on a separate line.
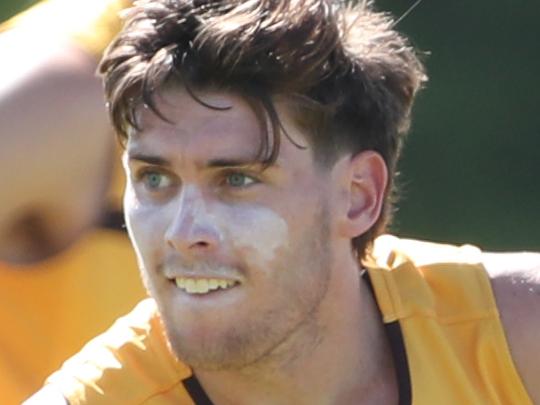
[99, 0, 427, 258]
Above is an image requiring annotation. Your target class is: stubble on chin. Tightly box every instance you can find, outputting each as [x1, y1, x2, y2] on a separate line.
[161, 203, 333, 373]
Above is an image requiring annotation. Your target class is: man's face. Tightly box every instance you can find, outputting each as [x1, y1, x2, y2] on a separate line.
[123, 88, 340, 370]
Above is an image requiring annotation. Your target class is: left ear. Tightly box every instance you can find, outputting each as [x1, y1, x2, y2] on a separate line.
[335, 151, 388, 239]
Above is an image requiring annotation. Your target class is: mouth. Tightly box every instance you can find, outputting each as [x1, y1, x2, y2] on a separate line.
[173, 277, 240, 295]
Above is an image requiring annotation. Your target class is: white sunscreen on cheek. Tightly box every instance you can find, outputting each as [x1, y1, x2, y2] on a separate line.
[214, 205, 289, 265]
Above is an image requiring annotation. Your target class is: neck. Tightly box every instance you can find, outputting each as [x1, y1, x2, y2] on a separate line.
[194, 255, 398, 405]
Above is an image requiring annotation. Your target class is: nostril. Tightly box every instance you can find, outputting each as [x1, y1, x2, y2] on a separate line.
[165, 212, 221, 252]
[191, 240, 210, 248]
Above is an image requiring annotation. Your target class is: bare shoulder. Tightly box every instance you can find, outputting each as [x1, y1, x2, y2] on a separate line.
[483, 251, 540, 402]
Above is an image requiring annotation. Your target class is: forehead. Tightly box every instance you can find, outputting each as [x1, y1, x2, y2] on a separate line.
[126, 88, 312, 166]
[127, 89, 263, 160]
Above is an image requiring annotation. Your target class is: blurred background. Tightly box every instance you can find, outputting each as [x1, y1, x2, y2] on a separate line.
[377, 0, 540, 251]
[1, 0, 539, 251]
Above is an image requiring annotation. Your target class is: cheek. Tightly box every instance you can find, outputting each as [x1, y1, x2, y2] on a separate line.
[216, 205, 290, 268]
[123, 186, 169, 262]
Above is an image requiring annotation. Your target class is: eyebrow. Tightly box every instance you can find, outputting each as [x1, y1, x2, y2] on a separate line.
[128, 154, 172, 166]
[206, 158, 265, 168]
[128, 154, 269, 169]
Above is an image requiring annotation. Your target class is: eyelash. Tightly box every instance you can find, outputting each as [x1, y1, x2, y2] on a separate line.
[134, 167, 174, 190]
[220, 170, 260, 189]
[132, 167, 261, 194]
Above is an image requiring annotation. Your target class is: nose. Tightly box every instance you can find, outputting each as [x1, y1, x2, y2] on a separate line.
[164, 186, 222, 255]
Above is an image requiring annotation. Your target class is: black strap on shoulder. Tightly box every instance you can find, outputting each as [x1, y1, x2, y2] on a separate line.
[362, 271, 412, 405]
[182, 375, 215, 405]
[182, 273, 412, 405]
[384, 321, 413, 405]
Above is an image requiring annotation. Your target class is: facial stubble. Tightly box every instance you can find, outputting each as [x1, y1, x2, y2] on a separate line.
[164, 202, 333, 372]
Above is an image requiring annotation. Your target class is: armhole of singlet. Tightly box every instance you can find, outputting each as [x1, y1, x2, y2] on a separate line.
[362, 271, 412, 405]
[182, 375, 215, 405]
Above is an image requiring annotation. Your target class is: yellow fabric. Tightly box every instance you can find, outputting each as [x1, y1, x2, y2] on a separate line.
[47, 299, 194, 404]
[363, 235, 533, 405]
[0, 229, 146, 405]
[44, 236, 532, 404]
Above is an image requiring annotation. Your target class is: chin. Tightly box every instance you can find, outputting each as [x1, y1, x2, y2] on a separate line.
[163, 317, 278, 371]
[167, 336, 255, 371]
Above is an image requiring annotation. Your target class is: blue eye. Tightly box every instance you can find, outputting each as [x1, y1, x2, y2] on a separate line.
[140, 171, 172, 190]
[147, 173, 162, 188]
[226, 172, 256, 188]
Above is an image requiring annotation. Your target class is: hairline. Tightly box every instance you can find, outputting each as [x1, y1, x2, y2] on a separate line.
[121, 78, 347, 172]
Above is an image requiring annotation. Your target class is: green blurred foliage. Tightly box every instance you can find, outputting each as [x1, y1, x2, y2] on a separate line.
[0, 0, 37, 22]
[1, 0, 538, 250]
[376, 0, 540, 250]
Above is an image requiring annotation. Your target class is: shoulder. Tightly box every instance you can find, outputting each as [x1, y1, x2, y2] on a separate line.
[483, 251, 540, 403]
[34, 299, 191, 404]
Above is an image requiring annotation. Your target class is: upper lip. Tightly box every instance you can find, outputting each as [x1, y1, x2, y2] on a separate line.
[169, 274, 241, 283]
[163, 266, 243, 284]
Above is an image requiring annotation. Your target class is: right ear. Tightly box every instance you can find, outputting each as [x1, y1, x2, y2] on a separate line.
[333, 151, 388, 240]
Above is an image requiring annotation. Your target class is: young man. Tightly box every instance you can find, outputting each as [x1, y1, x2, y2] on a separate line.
[27, 0, 540, 404]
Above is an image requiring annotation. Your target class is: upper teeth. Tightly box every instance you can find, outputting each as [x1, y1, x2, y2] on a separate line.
[175, 277, 237, 294]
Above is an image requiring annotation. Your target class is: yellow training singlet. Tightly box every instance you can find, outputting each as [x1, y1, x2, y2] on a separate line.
[42, 236, 532, 404]
[362, 235, 532, 405]
[46, 299, 199, 404]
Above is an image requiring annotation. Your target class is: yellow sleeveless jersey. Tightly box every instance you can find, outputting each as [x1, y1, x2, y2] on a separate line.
[43, 236, 532, 404]
[362, 235, 532, 405]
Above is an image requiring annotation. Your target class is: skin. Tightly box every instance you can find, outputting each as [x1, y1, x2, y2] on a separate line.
[122, 88, 397, 404]
[0, 30, 114, 263]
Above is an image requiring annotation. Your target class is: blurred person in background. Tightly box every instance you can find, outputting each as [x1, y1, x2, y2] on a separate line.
[0, 0, 146, 403]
